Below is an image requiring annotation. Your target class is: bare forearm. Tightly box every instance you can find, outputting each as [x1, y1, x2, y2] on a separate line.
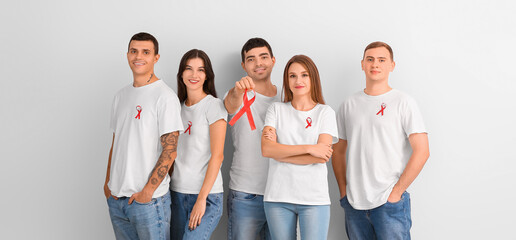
[105, 134, 115, 185]
[276, 154, 326, 165]
[332, 152, 347, 197]
[392, 151, 428, 195]
[332, 139, 348, 198]
[224, 88, 243, 114]
[262, 140, 309, 159]
[197, 154, 224, 200]
[143, 132, 179, 194]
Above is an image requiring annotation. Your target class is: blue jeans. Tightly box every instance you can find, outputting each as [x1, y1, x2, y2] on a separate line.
[227, 189, 271, 240]
[264, 202, 330, 240]
[107, 191, 171, 240]
[340, 191, 412, 240]
[170, 191, 223, 240]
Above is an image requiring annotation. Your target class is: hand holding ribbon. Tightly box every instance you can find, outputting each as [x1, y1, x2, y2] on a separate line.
[228, 89, 256, 130]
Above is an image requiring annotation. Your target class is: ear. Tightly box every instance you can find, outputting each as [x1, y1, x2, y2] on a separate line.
[361, 59, 365, 71]
[271, 56, 276, 66]
[391, 60, 395, 72]
[154, 54, 160, 63]
[241, 62, 246, 71]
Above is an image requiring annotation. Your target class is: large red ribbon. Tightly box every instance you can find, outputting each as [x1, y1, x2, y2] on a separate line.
[228, 89, 256, 130]
[135, 105, 142, 119]
[376, 103, 386, 116]
[184, 121, 192, 135]
[305, 117, 312, 128]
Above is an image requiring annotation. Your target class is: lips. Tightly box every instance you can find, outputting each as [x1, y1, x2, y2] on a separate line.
[295, 86, 304, 89]
[133, 62, 145, 66]
[188, 79, 199, 84]
[255, 67, 265, 73]
[371, 70, 380, 74]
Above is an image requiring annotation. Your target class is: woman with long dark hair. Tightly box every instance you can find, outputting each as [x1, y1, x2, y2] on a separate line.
[261, 55, 338, 239]
[170, 49, 227, 240]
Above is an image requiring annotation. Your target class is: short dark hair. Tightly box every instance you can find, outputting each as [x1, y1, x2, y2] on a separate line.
[241, 38, 273, 62]
[128, 32, 159, 55]
[177, 49, 217, 103]
[363, 41, 393, 61]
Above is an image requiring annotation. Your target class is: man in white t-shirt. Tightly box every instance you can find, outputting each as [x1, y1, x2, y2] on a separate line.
[103, 32, 183, 240]
[224, 38, 280, 240]
[333, 41, 430, 240]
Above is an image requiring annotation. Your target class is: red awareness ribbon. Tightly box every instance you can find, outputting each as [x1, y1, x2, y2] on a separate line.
[135, 105, 142, 119]
[376, 103, 386, 116]
[184, 121, 192, 135]
[305, 117, 312, 128]
[228, 89, 256, 130]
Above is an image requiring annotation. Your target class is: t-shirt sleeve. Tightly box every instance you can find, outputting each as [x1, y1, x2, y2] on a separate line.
[263, 102, 278, 129]
[157, 91, 184, 136]
[336, 102, 347, 140]
[319, 106, 339, 144]
[206, 98, 228, 125]
[109, 95, 118, 133]
[400, 97, 427, 137]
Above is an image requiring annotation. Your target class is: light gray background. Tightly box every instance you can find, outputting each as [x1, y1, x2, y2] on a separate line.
[1, 0, 515, 239]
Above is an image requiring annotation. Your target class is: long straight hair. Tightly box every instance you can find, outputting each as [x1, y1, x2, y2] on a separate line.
[282, 55, 325, 104]
[177, 49, 217, 103]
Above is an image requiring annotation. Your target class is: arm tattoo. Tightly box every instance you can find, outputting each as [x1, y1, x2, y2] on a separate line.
[149, 132, 179, 185]
[161, 131, 179, 152]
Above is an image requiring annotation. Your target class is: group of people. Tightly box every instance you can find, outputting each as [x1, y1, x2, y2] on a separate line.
[103, 32, 430, 240]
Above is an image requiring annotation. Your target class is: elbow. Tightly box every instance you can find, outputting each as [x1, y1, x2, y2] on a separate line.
[261, 143, 271, 158]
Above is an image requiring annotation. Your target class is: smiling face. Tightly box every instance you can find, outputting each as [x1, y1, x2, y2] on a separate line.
[127, 40, 159, 77]
[361, 47, 395, 82]
[288, 62, 311, 98]
[241, 46, 276, 81]
[182, 58, 206, 91]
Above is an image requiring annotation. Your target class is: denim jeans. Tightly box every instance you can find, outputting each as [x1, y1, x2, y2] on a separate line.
[170, 191, 223, 240]
[227, 189, 271, 240]
[340, 191, 412, 240]
[107, 191, 171, 240]
[263, 202, 330, 240]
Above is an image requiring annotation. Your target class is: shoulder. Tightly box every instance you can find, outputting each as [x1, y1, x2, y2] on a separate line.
[392, 89, 418, 106]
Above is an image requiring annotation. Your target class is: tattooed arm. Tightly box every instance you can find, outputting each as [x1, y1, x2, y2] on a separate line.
[128, 131, 179, 204]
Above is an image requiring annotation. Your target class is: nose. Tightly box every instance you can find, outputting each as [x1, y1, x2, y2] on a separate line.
[193, 70, 200, 79]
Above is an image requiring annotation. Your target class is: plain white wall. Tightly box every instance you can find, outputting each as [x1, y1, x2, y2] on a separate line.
[1, 0, 515, 239]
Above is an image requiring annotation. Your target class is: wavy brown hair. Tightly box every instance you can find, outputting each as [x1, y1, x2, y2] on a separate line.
[177, 49, 217, 103]
[282, 55, 325, 104]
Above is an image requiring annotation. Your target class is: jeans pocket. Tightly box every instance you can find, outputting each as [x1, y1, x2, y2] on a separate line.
[339, 196, 348, 208]
[232, 190, 258, 201]
[134, 198, 156, 205]
[386, 192, 406, 205]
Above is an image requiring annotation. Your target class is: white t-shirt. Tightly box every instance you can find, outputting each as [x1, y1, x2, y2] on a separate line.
[263, 102, 338, 205]
[337, 89, 427, 210]
[225, 90, 280, 195]
[109, 80, 183, 198]
[170, 95, 227, 194]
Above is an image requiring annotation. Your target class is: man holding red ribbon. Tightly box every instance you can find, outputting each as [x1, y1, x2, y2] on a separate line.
[223, 38, 280, 240]
[104, 32, 183, 240]
[333, 41, 430, 240]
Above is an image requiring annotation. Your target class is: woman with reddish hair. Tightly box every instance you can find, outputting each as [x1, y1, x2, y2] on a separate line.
[261, 55, 338, 239]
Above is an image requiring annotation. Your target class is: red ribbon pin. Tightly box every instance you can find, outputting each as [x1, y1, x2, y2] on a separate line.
[228, 89, 256, 130]
[376, 103, 386, 116]
[184, 121, 192, 135]
[135, 105, 142, 119]
[305, 117, 312, 128]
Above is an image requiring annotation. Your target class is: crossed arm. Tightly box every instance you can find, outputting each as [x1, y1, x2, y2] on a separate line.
[261, 126, 333, 165]
[104, 131, 179, 203]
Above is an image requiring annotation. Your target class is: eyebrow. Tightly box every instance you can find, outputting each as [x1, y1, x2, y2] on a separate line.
[288, 71, 308, 74]
[185, 65, 205, 68]
[246, 52, 270, 60]
[365, 56, 387, 59]
[129, 48, 151, 52]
